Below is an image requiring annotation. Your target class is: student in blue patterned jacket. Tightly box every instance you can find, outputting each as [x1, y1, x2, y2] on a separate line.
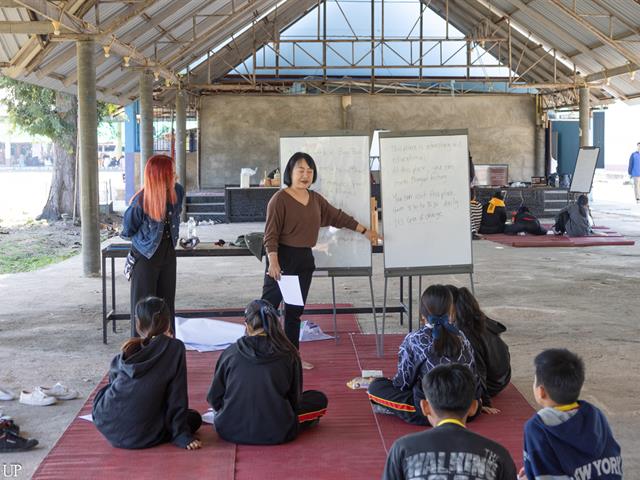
[521, 348, 622, 480]
[367, 285, 483, 426]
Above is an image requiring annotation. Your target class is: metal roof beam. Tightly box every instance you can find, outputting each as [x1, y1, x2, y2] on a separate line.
[106, 0, 283, 97]
[35, 0, 158, 78]
[548, 0, 640, 66]
[12, 0, 178, 82]
[92, 0, 254, 93]
[0, 20, 54, 33]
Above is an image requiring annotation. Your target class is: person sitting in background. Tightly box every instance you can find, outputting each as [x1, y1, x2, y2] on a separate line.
[553, 194, 594, 237]
[382, 364, 517, 480]
[452, 287, 511, 412]
[479, 190, 507, 234]
[469, 187, 483, 240]
[504, 206, 547, 236]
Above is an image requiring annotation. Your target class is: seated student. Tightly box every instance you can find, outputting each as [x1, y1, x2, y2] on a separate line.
[479, 190, 507, 234]
[207, 299, 327, 445]
[383, 364, 517, 480]
[522, 348, 622, 480]
[93, 296, 202, 450]
[469, 187, 483, 239]
[553, 194, 593, 237]
[368, 285, 482, 426]
[453, 287, 511, 412]
[504, 206, 547, 235]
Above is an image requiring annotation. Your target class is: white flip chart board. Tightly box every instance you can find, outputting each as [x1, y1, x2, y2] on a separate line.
[570, 146, 600, 193]
[279, 133, 372, 272]
[379, 130, 473, 275]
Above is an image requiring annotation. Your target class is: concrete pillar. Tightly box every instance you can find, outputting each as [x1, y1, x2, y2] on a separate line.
[579, 87, 590, 147]
[4, 140, 10, 165]
[341, 95, 353, 130]
[534, 125, 546, 177]
[77, 40, 100, 276]
[139, 71, 154, 183]
[175, 89, 187, 222]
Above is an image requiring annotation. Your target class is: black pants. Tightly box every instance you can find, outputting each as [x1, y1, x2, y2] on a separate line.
[130, 236, 177, 336]
[553, 210, 570, 234]
[368, 378, 481, 426]
[186, 408, 203, 434]
[504, 222, 547, 236]
[368, 378, 429, 426]
[297, 390, 328, 430]
[261, 245, 315, 349]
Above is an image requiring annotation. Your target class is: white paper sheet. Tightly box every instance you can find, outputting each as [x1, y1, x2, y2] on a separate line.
[78, 414, 93, 423]
[175, 317, 245, 351]
[277, 275, 304, 306]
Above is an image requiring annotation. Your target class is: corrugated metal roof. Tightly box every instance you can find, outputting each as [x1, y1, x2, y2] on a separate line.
[0, 0, 639, 105]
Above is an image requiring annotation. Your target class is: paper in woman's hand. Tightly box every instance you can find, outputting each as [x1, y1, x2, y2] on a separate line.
[277, 275, 304, 306]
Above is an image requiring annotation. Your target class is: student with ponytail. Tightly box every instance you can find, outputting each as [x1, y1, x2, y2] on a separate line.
[93, 297, 202, 450]
[207, 299, 328, 444]
[367, 285, 481, 426]
[121, 154, 184, 336]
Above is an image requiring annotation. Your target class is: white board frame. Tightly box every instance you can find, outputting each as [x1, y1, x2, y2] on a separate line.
[379, 130, 473, 278]
[279, 131, 372, 275]
[570, 146, 600, 193]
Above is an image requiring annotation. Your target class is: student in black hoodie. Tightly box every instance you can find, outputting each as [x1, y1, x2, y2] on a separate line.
[93, 296, 202, 450]
[207, 299, 328, 445]
[479, 190, 507, 234]
[453, 287, 511, 413]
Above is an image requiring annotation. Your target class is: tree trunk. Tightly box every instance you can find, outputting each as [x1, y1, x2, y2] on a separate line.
[38, 93, 78, 221]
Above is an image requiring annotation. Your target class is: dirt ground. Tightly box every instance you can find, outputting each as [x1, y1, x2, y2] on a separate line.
[0, 203, 639, 479]
[0, 216, 121, 275]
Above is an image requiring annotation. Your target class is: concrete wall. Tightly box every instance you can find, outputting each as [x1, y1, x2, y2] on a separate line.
[199, 94, 536, 188]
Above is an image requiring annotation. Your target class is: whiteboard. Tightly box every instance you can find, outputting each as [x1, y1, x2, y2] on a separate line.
[279, 133, 372, 272]
[570, 147, 600, 193]
[379, 130, 472, 275]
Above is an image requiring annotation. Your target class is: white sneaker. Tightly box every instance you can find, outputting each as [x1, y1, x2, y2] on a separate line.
[40, 383, 79, 401]
[19, 387, 57, 406]
[0, 386, 17, 401]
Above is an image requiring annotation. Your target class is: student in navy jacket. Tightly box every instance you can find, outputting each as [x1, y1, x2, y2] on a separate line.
[522, 349, 622, 479]
[93, 297, 202, 450]
[367, 285, 482, 426]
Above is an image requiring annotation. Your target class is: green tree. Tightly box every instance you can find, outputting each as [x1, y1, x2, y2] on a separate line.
[0, 76, 116, 221]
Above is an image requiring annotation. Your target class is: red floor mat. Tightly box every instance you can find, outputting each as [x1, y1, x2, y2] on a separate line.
[484, 227, 634, 248]
[349, 334, 534, 467]
[33, 307, 534, 479]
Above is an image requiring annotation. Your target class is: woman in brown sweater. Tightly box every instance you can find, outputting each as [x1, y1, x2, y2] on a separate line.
[262, 152, 375, 369]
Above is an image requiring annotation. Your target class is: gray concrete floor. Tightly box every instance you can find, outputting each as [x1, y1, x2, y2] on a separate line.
[1, 204, 639, 478]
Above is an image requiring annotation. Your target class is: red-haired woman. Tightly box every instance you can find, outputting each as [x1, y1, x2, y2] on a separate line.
[121, 155, 184, 336]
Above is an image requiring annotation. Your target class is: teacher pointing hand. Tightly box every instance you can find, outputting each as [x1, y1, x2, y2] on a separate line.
[261, 152, 374, 369]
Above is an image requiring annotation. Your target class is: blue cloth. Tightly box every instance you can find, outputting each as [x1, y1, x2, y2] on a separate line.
[427, 314, 460, 340]
[523, 401, 622, 480]
[628, 151, 640, 176]
[121, 183, 184, 259]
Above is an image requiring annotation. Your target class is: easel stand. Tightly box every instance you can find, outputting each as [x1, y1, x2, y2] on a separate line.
[316, 268, 377, 344]
[379, 265, 474, 357]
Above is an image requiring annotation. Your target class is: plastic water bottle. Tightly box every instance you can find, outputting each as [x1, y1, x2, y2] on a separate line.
[187, 217, 196, 239]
